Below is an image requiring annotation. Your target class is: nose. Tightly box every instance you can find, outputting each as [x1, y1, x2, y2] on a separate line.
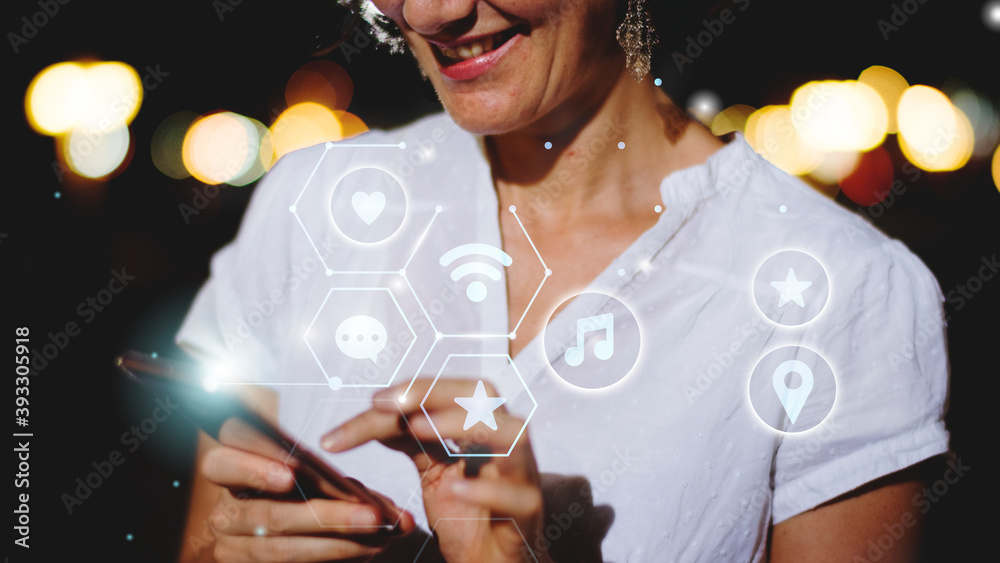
[403, 0, 478, 36]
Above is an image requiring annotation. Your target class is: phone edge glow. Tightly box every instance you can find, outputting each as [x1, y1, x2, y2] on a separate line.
[114, 349, 406, 536]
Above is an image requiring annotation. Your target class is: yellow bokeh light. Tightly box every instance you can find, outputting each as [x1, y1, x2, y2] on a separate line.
[183, 112, 258, 185]
[334, 111, 369, 140]
[992, 144, 1000, 193]
[270, 102, 344, 161]
[858, 65, 909, 134]
[25, 62, 91, 135]
[77, 62, 142, 130]
[229, 118, 274, 186]
[898, 85, 974, 171]
[809, 150, 861, 184]
[710, 104, 756, 137]
[745, 105, 824, 176]
[62, 124, 131, 179]
[26, 61, 142, 136]
[791, 80, 888, 152]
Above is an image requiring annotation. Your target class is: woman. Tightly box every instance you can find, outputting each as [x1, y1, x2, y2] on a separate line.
[177, 0, 950, 561]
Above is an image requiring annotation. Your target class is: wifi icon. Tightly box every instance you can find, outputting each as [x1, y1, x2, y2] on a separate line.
[439, 243, 513, 303]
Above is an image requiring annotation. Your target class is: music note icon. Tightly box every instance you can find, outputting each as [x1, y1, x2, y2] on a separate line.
[564, 313, 615, 367]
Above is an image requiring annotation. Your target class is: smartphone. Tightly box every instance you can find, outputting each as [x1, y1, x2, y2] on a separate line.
[115, 350, 405, 535]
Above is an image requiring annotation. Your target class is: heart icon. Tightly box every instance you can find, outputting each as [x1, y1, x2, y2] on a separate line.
[351, 191, 386, 225]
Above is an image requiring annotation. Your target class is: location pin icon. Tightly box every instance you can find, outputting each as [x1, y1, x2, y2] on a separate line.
[771, 360, 815, 424]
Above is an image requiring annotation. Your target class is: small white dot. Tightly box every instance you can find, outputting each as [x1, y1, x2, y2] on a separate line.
[779, 205, 788, 213]
[544, 141, 552, 149]
[508, 332, 517, 340]
[509, 205, 516, 213]
[325, 142, 333, 149]
[288, 205, 296, 213]
[618, 141, 625, 150]
[325, 269, 333, 276]
[398, 268, 406, 276]
[654, 205, 663, 213]
[255, 525, 267, 536]
[435, 205, 443, 213]
[544, 268, 553, 276]
[328, 377, 343, 390]
[398, 142, 407, 149]
[398, 395, 407, 403]
[435, 332, 444, 340]
[617, 268, 626, 276]
[654, 78, 663, 86]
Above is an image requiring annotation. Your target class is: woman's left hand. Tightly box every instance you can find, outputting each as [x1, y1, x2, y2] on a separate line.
[321, 378, 552, 563]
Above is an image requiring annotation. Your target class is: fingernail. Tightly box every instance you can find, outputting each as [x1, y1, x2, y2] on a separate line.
[321, 430, 342, 451]
[351, 508, 377, 526]
[267, 463, 293, 488]
[451, 480, 469, 495]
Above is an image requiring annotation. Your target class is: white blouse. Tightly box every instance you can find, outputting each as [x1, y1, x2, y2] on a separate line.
[178, 112, 949, 562]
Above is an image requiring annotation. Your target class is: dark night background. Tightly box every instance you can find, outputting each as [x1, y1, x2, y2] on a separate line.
[4, 0, 996, 560]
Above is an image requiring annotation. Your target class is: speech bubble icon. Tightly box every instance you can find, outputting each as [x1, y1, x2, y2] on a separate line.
[335, 315, 387, 363]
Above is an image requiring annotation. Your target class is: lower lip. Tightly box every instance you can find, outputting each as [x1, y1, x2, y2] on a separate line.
[436, 33, 522, 81]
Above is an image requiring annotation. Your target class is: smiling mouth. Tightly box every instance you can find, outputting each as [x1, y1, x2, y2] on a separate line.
[432, 26, 525, 66]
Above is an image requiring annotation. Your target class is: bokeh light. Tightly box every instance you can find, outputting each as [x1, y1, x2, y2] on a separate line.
[985, 0, 1000, 31]
[25, 62, 91, 135]
[686, 89, 723, 126]
[858, 65, 909, 134]
[62, 125, 131, 179]
[950, 87, 1000, 159]
[710, 104, 756, 136]
[839, 147, 895, 206]
[270, 102, 344, 160]
[182, 112, 258, 185]
[26, 61, 141, 135]
[285, 60, 354, 111]
[76, 62, 142, 130]
[791, 80, 888, 152]
[745, 105, 824, 176]
[898, 85, 974, 171]
[992, 144, 1000, 192]
[809, 150, 861, 185]
[151, 111, 199, 180]
[334, 111, 369, 140]
[228, 117, 273, 187]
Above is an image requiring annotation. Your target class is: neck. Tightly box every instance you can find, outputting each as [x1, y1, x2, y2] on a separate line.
[486, 69, 721, 222]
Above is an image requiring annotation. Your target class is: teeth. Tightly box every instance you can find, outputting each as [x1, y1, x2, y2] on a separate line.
[440, 33, 500, 61]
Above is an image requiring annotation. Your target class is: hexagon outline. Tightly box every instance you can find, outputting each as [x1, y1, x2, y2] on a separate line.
[413, 517, 539, 563]
[281, 397, 431, 531]
[410, 206, 551, 338]
[303, 286, 416, 388]
[289, 145, 413, 273]
[419, 353, 538, 458]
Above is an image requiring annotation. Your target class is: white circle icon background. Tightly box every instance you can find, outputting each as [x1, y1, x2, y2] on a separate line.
[752, 250, 829, 326]
[748, 346, 836, 433]
[543, 293, 640, 390]
[329, 167, 407, 243]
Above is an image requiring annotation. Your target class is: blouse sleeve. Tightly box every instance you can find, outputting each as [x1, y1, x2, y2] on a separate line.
[771, 239, 950, 523]
[173, 147, 317, 385]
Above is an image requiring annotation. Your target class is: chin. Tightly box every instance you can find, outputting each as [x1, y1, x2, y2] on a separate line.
[436, 88, 538, 136]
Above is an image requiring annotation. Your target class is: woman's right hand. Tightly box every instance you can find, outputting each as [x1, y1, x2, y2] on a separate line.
[200, 419, 416, 562]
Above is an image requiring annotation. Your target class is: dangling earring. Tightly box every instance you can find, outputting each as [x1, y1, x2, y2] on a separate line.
[617, 0, 657, 82]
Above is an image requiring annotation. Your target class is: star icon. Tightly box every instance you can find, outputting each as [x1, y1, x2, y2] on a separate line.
[453, 380, 507, 431]
[770, 267, 812, 308]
